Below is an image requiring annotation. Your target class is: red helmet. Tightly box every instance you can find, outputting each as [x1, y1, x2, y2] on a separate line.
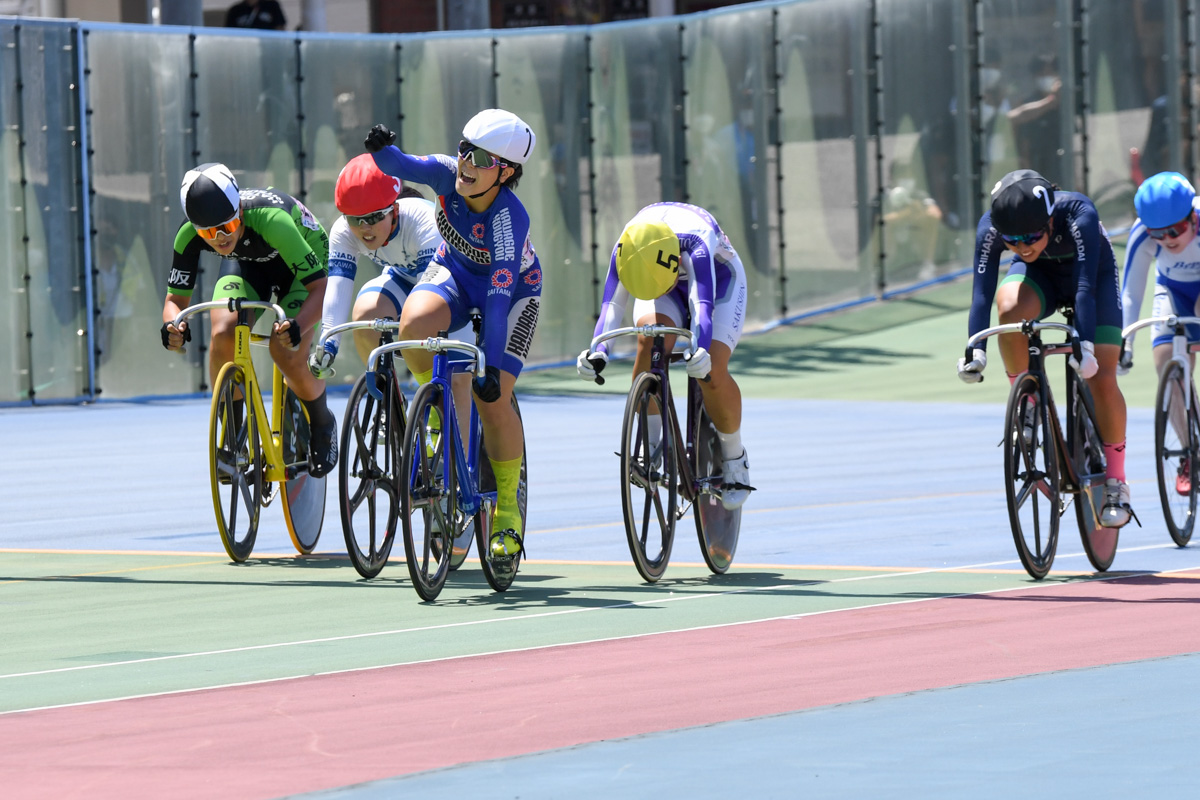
[335, 154, 402, 216]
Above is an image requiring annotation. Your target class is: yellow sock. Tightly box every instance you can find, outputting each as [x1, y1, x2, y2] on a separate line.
[413, 368, 441, 450]
[490, 455, 523, 543]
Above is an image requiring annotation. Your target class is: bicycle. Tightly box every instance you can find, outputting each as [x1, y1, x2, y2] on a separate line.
[1121, 314, 1200, 546]
[172, 298, 326, 562]
[315, 318, 408, 579]
[587, 324, 741, 583]
[964, 313, 1118, 579]
[365, 322, 527, 601]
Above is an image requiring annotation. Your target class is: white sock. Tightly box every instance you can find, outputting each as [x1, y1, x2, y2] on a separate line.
[716, 428, 742, 460]
[648, 414, 662, 449]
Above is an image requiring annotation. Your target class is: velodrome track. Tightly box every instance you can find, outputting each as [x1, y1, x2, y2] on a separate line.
[3, 278, 1200, 798]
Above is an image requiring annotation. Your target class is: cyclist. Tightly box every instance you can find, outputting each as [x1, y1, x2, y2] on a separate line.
[576, 202, 753, 511]
[1121, 171, 1200, 494]
[364, 109, 540, 579]
[159, 162, 338, 478]
[308, 153, 444, 375]
[957, 168, 1131, 527]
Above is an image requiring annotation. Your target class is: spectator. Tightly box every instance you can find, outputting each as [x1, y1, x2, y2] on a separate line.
[225, 0, 286, 30]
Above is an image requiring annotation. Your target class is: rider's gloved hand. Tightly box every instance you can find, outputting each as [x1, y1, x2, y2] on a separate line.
[1069, 340, 1099, 379]
[957, 348, 987, 383]
[473, 365, 503, 403]
[273, 317, 303, 351]
[364, 124, 396, 154]
[684, 346, 712, 379]
[308, 345, 336, 379]
[576, 349, 608, 381]
[160, 321, 191, 352]
[1118, 341, 1134, 376]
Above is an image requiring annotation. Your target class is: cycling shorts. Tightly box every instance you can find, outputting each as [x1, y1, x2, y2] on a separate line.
[998, 256, 1123, 346]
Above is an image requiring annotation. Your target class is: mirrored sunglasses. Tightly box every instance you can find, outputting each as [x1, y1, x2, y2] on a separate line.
[1000, 228, 1047, 246]
[346, 208, 391, 227]
[457, 139, 504, 170]
[1147, 216, 1193, 240]
[195, 215, 241, 241]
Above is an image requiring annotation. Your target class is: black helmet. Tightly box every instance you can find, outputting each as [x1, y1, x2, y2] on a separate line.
[990, 169, 1055, 236]
[180, 163, 240, 227]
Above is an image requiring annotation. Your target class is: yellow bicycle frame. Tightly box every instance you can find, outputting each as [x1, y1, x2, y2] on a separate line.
[218, 320, 290, 485]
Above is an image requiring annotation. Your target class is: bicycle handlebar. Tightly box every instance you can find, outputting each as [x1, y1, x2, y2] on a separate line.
[316, 318, 402, 353]
[366, 337, 487, 383]
[587, 325, 697, 386]
[171, 298, 287, 331]
[964, 320, 1079, 363]
[1121, 315, 1200, 341]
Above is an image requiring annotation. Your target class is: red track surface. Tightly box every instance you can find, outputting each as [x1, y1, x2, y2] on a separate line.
[4, 572, 1199, 799]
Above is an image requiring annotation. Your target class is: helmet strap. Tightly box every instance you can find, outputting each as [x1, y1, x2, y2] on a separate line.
[466, 170, 502, 199]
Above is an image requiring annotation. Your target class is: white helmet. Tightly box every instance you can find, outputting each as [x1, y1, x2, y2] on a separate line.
[461, 109, 536, 165]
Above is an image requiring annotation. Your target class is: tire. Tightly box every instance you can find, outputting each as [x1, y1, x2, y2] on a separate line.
[399, 381, 455, 601]
[477, 395, 528, 592]
[692, 403, 740, 574]
[339, 372, 405, 578]
[620, 371, 678, 582]
[1070, 381, 1118, 571]
[209, 362, 263, 562]
[280, 385, 325, 555]
[1004, 374, 1060, 579]
[1155, 361, 1199, 547]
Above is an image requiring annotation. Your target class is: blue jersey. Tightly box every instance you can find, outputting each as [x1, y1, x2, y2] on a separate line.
[371, 147, 540, 373]
[969, 191, 1112, 347]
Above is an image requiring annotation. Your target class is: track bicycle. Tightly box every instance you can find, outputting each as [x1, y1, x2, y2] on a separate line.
[172, 298, 326, 562]
[1121, 314, 1200, 546]
[587, 324, 740, 583]
[365, 322, 527, 601]
[965, 314, 1118, 579]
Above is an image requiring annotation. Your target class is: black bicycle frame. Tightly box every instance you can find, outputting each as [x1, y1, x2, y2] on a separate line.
[646, 334, 701, 505]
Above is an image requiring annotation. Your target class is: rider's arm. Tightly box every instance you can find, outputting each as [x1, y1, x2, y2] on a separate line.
[1068, 203, 1104, 344]
[681, 231, 717, 351]
[592, 247, 630, 356]
[320, 219, 361, 355]
[967, 213, 1007, 349]
[1120, 222, 1156, 343]
[482, 200, 533, 374]
[370, 148, 459, 197]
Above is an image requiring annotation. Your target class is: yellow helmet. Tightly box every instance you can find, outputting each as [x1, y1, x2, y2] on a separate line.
[615, 221, 681, 300]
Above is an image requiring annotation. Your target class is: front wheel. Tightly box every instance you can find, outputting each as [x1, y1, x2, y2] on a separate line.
[692, 401, 740, 574]
[620, 371, 678, 582]
[1070, 381, 1117, 571]
[1004, 374, 1060, 579]
[209, 362, 263, 562]
[1155, 361, 1199, 547]
[340, 372, 405, 578]
[400, 381, 456, 601]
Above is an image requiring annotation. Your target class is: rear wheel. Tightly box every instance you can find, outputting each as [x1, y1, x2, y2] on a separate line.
[209, 362, 262, 562]
[1070, 381, 1117, 571]
[692, 402, 739, 574]
[477, 395, 528, 592]
[400, 382, 455, 601]
[1004, 374, 1060, 579]
[620, 371, 678, 582]
[339, 372, 405, 578]
[280, 384, 325, 554]
[1155, 361, 1199, 546]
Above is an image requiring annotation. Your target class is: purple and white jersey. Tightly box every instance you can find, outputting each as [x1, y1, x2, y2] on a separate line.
[371, 147, 539, 372]
[1122, 199, 1200, 343]
[320, 197, 442, 355]
[593, 202, 741, 355]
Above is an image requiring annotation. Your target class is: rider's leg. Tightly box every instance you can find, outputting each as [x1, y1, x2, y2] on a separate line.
[1091, 343, 1133, 527]
[351, 289, 402, 365]
[995, 280, 1044, 380]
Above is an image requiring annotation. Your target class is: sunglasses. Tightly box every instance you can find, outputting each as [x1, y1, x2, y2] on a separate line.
[346, 208, 391, 227]
[457, 139, 505, 170]
[194, 214, 241, 241]
[1000, 228, 1047, 246]
[1147, 215, 1193, 240]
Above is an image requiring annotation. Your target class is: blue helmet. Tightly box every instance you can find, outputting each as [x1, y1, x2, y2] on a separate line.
[1135, 172, 1196, 229]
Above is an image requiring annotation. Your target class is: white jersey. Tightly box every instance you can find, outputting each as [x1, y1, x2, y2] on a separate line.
[1122, 199, 1200, 343]
[320, 197, 442, 354]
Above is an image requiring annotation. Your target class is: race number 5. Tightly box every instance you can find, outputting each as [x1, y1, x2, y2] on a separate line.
[656, 250, 679, 273]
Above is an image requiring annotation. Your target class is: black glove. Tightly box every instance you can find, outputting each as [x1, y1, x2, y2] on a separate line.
[276, 317, 302, 350]
[472, 365, 503, 404]
[364, 124, 396, 154]
[160, 321, 191, 350]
